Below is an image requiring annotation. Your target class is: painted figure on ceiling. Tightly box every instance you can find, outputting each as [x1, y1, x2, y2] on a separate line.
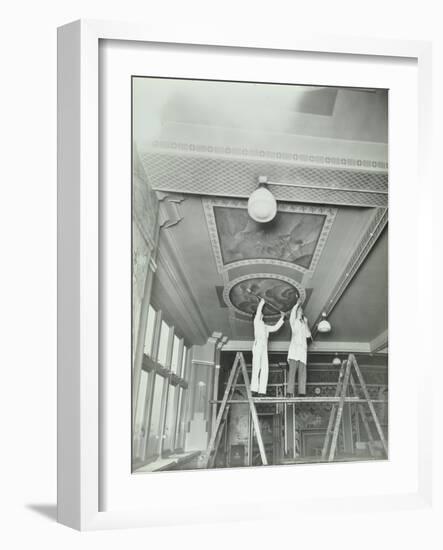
[251, 298, 284, 396]
[215, 207, 325, 268]
[287, 297, 312, 396]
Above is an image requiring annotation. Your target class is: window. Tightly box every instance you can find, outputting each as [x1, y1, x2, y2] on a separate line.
[146, 375, 165, 458]
[164, 384, 177, 451]
[135, 315, 191, 462]
[175, 387, 184, 449]
[180, 346, 188, 378]
[143, 305, 156, 356]
[133, 370, 149, 460]
[157, 320, 170, 366]
[170, 335, 180, 374]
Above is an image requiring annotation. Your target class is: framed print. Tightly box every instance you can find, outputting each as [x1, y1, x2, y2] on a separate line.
[57, 20, 434, 530]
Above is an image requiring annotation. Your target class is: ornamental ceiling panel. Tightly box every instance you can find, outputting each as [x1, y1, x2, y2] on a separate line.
[203, 198, 337, 275]
[224, 274, 304, 321]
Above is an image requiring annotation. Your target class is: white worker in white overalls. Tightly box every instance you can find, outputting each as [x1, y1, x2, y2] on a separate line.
[251, 298, 284, 395]
[287, 298, 311, 396]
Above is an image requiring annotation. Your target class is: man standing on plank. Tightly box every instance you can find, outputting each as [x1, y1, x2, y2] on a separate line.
[287, 298, 312, 397]
[251, 298, 284, 396]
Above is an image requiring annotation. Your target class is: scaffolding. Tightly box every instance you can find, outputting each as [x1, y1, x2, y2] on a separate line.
[204, 352, 388, 467]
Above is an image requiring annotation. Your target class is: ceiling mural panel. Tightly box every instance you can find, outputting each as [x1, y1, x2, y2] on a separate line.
[224, 274, 305, 320]
[230, 278, 298, 317]
[203, 198, 337, 275]
[214, 207, 325, 269]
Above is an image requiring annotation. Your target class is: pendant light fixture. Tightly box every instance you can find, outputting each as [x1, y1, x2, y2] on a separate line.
[247, 175, 277, 223]
[317, 312, 332, 333]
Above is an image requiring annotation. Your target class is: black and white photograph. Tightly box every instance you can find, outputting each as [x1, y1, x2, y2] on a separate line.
[131, 77, 389, 473]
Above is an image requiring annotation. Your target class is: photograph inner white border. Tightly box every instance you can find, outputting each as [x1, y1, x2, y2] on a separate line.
[100, 39, 421, 516]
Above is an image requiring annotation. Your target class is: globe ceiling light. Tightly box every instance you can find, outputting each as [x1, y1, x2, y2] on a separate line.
[332, 354, 341, 366]
[317, 312, 332, 333]
[247, 176, 277, 223]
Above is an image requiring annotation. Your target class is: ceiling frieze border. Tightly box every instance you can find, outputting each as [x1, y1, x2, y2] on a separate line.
[141, 152, 388, 207]
[149, 140, 388, 172]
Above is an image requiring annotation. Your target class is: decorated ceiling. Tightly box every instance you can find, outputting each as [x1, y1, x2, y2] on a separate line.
[134, 77, 388, 350]
[203, 198, 336, 322]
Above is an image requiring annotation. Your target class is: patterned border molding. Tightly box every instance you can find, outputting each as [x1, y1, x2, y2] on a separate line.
[203, 198, 337, 275]
[150, 140, 389, 171]
[312, 207, 388, 338]
[222, 273, 306, 320]
[141, 152, 388, 208]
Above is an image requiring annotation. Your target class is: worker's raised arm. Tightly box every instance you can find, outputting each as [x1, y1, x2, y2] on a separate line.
[254, 298, 265, 321]
[289, 299, 300, 329]
[267, 313, 285, 333]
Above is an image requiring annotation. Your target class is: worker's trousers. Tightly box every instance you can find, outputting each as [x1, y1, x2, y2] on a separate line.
[251, 342, 269, 394]
[287, 359, 306, 395]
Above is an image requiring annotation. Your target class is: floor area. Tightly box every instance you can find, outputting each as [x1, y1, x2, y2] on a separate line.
[134, 451, 201, 473]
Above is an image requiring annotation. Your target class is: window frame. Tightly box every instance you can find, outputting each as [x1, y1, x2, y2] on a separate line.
[135, 308, 191, 466]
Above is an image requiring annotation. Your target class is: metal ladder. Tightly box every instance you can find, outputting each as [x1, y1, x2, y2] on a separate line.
[203, 352, 268, 467]
[321, 354, 388, 461]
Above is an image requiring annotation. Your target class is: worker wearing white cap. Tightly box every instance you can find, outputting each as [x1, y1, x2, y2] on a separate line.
[251, 298, 284, 395]
[287, 298, 311, 396]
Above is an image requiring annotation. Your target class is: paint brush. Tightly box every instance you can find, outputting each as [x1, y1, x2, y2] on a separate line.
[246, 288, 287, 316]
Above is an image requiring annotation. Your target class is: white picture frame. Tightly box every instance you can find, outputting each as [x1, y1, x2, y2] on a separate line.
[57, 19, 435, 531]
